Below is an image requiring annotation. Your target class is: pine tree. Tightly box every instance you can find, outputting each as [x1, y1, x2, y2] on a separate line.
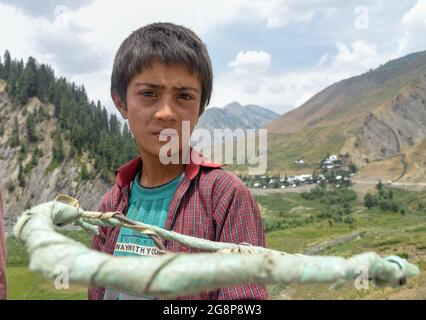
[101, 106, 108, 130]
[18, 57, 38, 104]
[26, 112, 38, 143]
[6, 64, 19, 100]
[0, 56, 3, 79]
[109, 113, 121, 135]
[18, 163, 26, 188]
[3, 50, 11, 80]
[364, 193, 375, 209]
[52, 130, 65, 163]
[9, 117, 20, 147]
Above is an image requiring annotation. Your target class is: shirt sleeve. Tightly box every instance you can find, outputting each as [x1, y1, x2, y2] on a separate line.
[90, 199, 108, 252]
[215, 183, 269, 300]
[88, 197, 109, 300]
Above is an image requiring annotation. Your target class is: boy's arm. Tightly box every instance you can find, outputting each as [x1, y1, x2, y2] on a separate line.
[216, 184, 269, 300]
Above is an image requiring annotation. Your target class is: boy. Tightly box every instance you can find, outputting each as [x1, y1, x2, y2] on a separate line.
[89, 22, 268, 300]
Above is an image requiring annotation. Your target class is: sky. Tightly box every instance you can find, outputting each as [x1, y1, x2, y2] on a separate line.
[0, 0, 425, 116]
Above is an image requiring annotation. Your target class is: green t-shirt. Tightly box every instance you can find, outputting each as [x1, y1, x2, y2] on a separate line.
[103, 171, 182, 300]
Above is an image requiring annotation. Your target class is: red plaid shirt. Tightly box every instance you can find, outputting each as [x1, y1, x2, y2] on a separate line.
[88, 149, 268, 300]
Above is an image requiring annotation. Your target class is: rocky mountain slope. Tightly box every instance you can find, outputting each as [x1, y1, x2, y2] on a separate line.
[263, 51, 426, 180]
[0, 85, 110, 227]
[197, 101, 279, 134]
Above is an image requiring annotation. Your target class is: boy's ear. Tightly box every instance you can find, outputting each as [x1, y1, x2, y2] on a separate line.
[111, 90, 128, 119]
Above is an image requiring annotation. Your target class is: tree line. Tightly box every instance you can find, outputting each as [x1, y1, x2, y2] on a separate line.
[0, 50, 137, 182]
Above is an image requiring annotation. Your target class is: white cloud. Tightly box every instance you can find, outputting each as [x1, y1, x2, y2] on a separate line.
[312, 41, 383, 76]
[0, 0, 92, 17]
[236, 0, 351, 29]
[0, 4, 35, 60]
[67, 0, 246, 113]
[210, 40, 391, 113]
[267, 83, 287, 94]
[398, 0, 426, 55]
[32, 18, 108, 75]
[0, 2, 113, 111]
[68, 0, 243, 51]
[0, 0, 424, 117]
[211, 66, 318, 113]
[228, 50, 271, 74]
[332, 41, 385, 71]
[0, 0, 245, 114]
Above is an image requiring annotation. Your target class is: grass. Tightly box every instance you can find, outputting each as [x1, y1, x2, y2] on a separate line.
[226, 125, 348, 175]
[45, 157, 61, 173]
[258, 186, 358, 233]
[263, 188, 426, 299]
[7, 267, 87, 300]
[6, 230, 92, 300]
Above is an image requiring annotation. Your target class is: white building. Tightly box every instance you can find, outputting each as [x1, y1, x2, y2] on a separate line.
[329, 155, 338, 161]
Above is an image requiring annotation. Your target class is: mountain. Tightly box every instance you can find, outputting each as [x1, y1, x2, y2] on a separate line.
[196, 101, 279, 134]
[0, 52, 138, 227]
[267, 51, 426, 134]
[263, 50, 426, 181]
[0, 92, 107, 227]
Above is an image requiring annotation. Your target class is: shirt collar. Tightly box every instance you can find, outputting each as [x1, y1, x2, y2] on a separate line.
[115, 147, 226, 187]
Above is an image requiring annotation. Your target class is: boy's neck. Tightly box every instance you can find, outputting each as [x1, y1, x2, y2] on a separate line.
[139, 152, 184, 188]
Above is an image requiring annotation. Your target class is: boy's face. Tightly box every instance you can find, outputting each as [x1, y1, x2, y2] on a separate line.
[115, 61, 202, 161]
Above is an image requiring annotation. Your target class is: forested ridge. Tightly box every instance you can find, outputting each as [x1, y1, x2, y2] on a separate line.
[0, 50, 137, 182]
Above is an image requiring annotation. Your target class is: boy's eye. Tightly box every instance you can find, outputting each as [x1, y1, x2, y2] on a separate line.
[177, 93, 193, 100]
[139, 91, 156, 97]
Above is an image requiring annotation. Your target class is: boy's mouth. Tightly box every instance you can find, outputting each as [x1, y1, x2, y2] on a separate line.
[152, 129, 179, 135]
[152, 129, 179, 141]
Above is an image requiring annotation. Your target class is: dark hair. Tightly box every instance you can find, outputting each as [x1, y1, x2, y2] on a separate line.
[111, 22, 213, 115]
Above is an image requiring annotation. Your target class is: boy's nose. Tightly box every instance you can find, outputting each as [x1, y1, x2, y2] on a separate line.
[154, 97, 178, 122]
